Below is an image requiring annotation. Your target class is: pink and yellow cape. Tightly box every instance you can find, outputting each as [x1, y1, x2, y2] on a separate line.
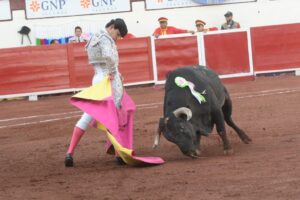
[70, 77, 164, 166]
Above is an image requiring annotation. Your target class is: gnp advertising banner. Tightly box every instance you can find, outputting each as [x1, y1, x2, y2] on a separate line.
[25, 0, 131, 19]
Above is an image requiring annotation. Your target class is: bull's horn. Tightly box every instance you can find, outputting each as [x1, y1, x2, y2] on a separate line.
[173, 107, 192, 120]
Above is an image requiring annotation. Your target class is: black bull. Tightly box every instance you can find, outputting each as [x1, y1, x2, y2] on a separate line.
[153, 66, 252, 158]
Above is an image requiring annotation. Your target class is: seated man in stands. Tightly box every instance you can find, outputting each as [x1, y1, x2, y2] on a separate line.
[153, 17, 194, 38]
[69, 26, 88, 43]
[195, 20, 218, 33]
[221, 11, 240, 30]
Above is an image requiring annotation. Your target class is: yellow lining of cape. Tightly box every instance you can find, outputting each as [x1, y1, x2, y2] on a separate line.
[73, 76, 111, 100]
[97, 123, 148, 166]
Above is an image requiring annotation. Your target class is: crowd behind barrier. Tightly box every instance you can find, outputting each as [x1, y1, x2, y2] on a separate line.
[1, 23, 300, 98]
[39, 11, 238, 45]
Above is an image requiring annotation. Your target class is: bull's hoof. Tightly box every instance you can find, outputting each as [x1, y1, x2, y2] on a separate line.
[242, 136, 252, 144]
[223, 149, 234, 155]
[195, 149, 201, 156]
[189, 154, 200, 159]
[187, 150, 201, 159]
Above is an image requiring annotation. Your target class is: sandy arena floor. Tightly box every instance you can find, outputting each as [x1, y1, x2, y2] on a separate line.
[0, 76, 299, 200]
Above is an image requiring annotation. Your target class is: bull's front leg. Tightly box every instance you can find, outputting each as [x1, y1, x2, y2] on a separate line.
[195, 130, 202, 156]
[213, 109, 233, 155]
[153, 117, 166, 149]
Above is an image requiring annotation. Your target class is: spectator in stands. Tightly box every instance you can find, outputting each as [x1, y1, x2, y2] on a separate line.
[195, 20, 207, 33]
[153, 17, 194, 38]
[69, 26, 88, 43]
[50, 39, 59, 44]
[195, 20, 218, 33]
[65, 18, 128, 167]
[221, 11, 240, 30]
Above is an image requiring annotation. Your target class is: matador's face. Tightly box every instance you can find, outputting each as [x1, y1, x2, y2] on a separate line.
[107, 26, 121, 41]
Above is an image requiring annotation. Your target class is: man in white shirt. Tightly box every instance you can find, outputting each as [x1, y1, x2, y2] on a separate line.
[69, 26, 88, 43]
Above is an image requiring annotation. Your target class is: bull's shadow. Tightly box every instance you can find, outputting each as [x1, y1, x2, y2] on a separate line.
[153, 66, 252, 158]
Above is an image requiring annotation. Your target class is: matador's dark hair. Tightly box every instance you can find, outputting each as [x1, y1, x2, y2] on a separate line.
[105, 19, 115, 28]
[105, 18, 128, 37]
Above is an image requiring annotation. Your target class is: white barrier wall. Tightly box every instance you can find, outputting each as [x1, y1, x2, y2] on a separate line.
[1, 0, 300, 48]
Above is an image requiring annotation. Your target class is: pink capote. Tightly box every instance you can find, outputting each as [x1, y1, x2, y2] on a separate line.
[70, 84, 164, 166]
[71, 93, 134, 152]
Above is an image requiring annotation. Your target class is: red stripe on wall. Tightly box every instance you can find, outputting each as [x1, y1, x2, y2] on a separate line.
[204, 32, 250, 75]
[0, 45, 70, 95]
[155, 36, 199, 81]
[118, 37, 154, 83]
[251, 23, 300, 72]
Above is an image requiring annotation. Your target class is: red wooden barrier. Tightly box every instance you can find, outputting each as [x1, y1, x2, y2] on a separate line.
[204, 32, 251, 75]
[251, 23, 300, 72]
[117, 37, 154, 84]
[3, 23, 300, 98]
[0, 45, 70, 95]
[69, 43, 93, 88]
[0, 37, 155, 96]
[155, 36, 199, 81]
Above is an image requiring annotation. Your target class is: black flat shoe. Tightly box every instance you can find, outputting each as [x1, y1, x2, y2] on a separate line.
[65, 153, 74, 167]
[115, 157, 126, 165]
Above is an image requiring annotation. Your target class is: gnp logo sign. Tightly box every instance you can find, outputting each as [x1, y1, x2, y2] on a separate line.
[25, 0, 130, 19]
[29, 0, 66, 12]
[84, 0, 127, 12]
[26, 0, 68, 18]
[80, 0, 116, 9]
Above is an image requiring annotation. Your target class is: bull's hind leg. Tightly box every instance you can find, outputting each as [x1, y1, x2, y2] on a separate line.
[213, 109, 233, 155]
[222, 97, 252, 144]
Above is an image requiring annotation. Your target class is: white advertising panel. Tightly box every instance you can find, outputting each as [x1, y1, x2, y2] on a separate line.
[25, 0, 131, 19]
[0, 0, 12, 21]
[146, 0, 257, 10]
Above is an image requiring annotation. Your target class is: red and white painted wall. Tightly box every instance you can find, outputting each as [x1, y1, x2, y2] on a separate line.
[2, 0, 300, 48]
[1, 23, 300, 99]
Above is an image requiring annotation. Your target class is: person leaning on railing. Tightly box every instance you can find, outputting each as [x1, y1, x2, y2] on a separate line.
[195, 19, 218, 33]
[152, 17, 195, 38]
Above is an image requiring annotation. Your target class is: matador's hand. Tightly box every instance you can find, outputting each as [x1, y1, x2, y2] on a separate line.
[109, 74, 114, 80]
